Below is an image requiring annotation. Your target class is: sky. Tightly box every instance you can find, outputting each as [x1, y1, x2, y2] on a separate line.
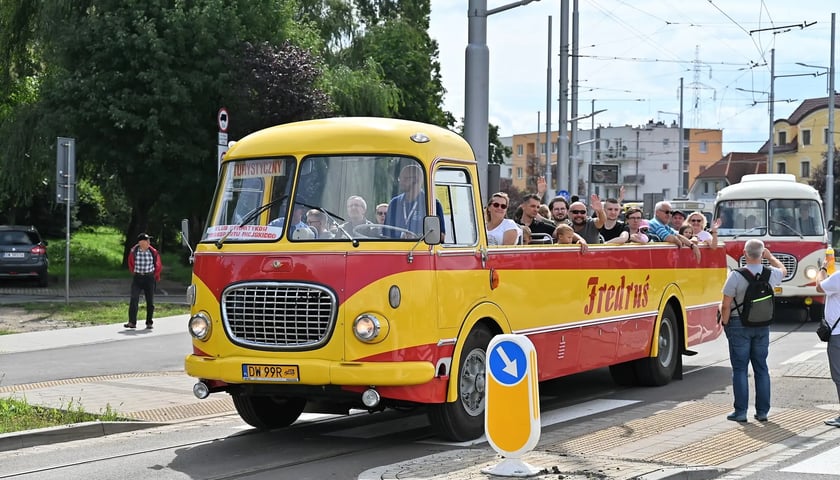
[428, 0, 838, 154]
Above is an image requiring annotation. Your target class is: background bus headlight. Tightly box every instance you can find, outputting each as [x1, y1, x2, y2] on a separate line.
[353, 314, 388, 343]
[189, 312, 212, 341]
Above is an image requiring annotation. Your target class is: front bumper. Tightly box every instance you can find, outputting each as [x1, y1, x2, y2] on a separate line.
[185, 354, 436, 386]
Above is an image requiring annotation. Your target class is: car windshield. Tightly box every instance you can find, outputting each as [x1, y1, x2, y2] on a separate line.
[715, 200, 766, 237]
[202, 155, 430, 243]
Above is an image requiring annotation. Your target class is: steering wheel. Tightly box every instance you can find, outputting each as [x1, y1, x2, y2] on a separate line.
[353, 223, 418, 239]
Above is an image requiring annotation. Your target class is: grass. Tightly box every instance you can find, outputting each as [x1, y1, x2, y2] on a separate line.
[1, 225, 192, 433]
[11, 301, 189, 326]
[0, 396, 122, 434]
[47, 226, 193, 284]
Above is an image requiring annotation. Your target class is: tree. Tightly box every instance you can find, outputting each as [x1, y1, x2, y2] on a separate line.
[224, 41, 333, 141]
[31, 0, 321, 262]
[809, 149, 839, 220]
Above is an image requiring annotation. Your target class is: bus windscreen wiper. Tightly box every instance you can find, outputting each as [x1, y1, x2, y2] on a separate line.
[215, 195, 288, 249]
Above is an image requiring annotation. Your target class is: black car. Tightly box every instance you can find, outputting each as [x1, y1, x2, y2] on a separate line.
[0, 225, 49, 287]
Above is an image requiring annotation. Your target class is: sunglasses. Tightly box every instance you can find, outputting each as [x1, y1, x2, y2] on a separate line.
[376, 211, 387, 216]
[490, 202, 508, 209]
[659, 210, 672, 215]
[570, 209, 587, 214]
[689, 219, 703, 223]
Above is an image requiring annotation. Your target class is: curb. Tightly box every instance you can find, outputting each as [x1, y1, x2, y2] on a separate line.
[0, 420, 166, 452]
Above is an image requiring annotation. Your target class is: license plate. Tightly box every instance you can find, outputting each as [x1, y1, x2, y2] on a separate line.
[3, 252, 24, 258]
[242, 364, 299, 382]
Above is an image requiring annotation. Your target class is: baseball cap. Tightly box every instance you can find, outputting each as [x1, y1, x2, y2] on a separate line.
[137, 233, 152, 241]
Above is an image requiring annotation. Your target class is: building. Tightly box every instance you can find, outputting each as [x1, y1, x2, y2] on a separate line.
[509, 121, 722, 202]
[687, 152, 767, 203]
[763, 94, 840, 181]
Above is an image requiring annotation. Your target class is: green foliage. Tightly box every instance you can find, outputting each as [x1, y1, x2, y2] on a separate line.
[0, 396, 123, 434]
[321, 59, 400, 117]
[4, 302, 188, 328]
[46, 225, 193, 283]
[224, 41, 334, 140]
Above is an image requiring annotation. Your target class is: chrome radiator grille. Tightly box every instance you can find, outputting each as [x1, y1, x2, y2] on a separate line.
[739, 253, 796, 281]
[222, 283, 336, 349]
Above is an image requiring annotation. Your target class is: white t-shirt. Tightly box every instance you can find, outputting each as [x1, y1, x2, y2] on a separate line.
[487, 219, 521, 245]
[695, 230, 713, 243]
[820, 272, 840, 335]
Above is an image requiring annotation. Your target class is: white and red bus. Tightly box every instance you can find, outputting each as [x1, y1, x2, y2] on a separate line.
[714, 173, 828, 321]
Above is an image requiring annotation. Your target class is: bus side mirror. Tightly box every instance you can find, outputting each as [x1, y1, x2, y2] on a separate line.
[423, 216, 442, 245]
[828, 220, 836, 231]
[180, 218, 195, 263]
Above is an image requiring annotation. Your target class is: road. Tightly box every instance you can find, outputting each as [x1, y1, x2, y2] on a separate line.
[0, 319, 838, 479]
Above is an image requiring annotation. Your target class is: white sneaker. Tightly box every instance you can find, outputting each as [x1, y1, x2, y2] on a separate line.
[824, 417, 840, 427]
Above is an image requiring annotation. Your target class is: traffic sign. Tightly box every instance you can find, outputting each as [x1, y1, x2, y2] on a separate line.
[217, 107, 229, 132]
[483, 334, 540, 476]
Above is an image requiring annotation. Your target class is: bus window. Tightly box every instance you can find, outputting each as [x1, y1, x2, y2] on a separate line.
[769, 199, 824, 236]
[715, 200, 766, 237]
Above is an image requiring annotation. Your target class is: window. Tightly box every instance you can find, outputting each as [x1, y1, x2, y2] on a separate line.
[777, 162, 786, 174]
[435, 168, 477, 246]
[551, 142, 557, 154]
[516, 167, 523, 179]
[802, 129, 811, 146]
[663, 138, 670, 146]
[801, 160, 810, 178]
[715, 199, 766, 237]
[541, 143, 547, 155]
[516, 144, 523, 156]
[699, 140, 708, 153]
[825, 127, 830, 144]
[778, 131, 786, 145]
[662, 163, 669, 171]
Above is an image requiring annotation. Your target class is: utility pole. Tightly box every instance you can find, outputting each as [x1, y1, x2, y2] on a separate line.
[557, 0, 569, 194]
[544, 16, 553, 201]
[768, 48, 775, 173]
[827, 12, 836, 222]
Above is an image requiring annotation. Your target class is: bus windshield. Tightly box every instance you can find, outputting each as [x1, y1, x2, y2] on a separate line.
[203, 155, 429, 243]
[715, 198, 824, 237]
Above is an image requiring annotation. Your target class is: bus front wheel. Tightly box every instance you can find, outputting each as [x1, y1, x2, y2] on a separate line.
[231, 393, 306, 430]
[428, 324, 492, 442]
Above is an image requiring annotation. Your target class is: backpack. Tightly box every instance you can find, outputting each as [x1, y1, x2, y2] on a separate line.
[732, 267, 774, 327]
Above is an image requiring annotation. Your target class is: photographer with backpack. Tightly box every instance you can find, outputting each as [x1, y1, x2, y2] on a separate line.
[719, 239, 786, 423]
[815, 259, 840, 427]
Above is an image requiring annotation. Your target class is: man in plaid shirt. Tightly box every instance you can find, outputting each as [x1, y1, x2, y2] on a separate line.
[125, 233, 163, 329]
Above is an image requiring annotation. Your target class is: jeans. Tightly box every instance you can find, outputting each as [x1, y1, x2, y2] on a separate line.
[724, 316, 770, 416]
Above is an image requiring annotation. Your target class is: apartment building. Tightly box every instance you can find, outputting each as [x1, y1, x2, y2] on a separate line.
[510, 121, 722, 202]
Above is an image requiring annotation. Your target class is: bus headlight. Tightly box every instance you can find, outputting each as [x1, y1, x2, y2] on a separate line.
[189, 312, 212, 341]
[805, 265, 818, 280]
[353, 314, 388, 343]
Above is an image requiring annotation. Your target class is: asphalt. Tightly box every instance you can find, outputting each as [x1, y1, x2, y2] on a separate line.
[1, 281, 839, 479]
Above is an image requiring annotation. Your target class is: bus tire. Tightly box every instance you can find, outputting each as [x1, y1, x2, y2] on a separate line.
[428, 324, 492, 441]
[634, 305, 679, 386]
[609, 361, 638, 386]
[231, 393, 306, 430]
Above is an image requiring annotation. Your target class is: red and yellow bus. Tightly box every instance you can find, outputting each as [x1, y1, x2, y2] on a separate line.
[182, 117, 725, 441]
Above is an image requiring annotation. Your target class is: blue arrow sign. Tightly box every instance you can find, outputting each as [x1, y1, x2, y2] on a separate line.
[489, 340, 527, 386]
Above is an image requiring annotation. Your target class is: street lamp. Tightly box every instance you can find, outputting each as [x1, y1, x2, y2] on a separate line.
[465, 0, 541, 202]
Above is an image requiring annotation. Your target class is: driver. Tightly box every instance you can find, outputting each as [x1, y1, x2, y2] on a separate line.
[338, 195, 372, 236]
[384, 164, 445, 239]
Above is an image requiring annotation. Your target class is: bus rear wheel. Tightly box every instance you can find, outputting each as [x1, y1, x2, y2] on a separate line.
[634, 305, 679, 386]
[231, 393, 306, 430]
[428, 324, 492, 442]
